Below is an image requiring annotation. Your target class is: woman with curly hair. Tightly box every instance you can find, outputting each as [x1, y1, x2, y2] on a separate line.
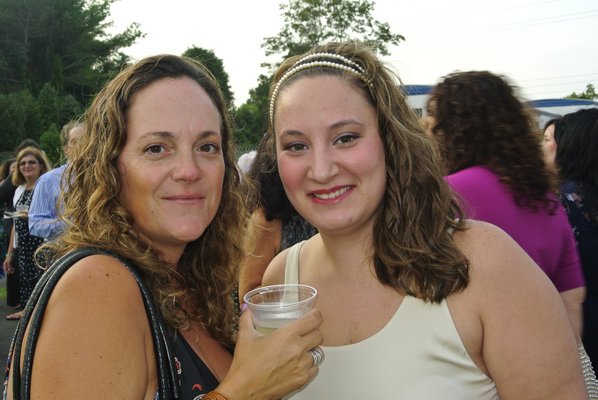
[262, 42, 586, 398]
[0, 158, 16, 282]
[4, 55, 322, 399]
[426, 70, 585, 337]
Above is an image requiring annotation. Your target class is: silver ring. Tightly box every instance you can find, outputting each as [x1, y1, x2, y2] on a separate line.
[309, 346, 324, 367]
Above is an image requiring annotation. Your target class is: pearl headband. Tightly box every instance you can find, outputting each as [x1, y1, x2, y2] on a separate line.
[269, 52, 367, 128]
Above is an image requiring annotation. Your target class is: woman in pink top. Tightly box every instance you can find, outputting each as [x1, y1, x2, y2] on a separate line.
[426, 71, 585, 336]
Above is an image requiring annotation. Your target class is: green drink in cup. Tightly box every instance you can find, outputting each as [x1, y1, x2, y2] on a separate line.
[244, 284, 317, 335]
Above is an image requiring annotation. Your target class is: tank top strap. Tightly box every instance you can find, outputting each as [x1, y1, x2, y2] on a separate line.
[284, 241, 306, 284]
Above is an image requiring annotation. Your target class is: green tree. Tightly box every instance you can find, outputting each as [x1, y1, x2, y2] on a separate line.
[236, 0, 404, 150]
[39, 123, 62, 165]
[182, 46, 234, 108]
[233, 74, 271, 149]
[60, 94, 85, 125]
[0, 90, 41, 149]
[0, 0, 143, 103]
[566, 83, 597, 100]
[234, 103, 263, 150]
[0, 0, 142, 151]
[36, 83, 62, 132]
[262, 0, 404, 63]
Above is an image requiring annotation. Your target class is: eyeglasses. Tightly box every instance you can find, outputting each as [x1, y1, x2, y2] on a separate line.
[19, 160, 39, 167]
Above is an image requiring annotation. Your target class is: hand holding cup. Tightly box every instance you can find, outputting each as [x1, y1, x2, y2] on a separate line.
[14, 204, 29, 219]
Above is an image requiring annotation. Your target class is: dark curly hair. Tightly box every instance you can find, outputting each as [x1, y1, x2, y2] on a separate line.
[555, 108, 598, 216]
[43, 55, 246, 349]
[429, 70, 554, 211]
[268, 42, 469, 303]
[244, 133, 299, 223]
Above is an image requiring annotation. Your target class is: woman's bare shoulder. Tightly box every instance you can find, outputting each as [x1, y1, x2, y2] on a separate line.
[50, 254, 146, 306]
[453, 220, 545, 285]
[42, 253, 151, 338]
[22, 253, 155, 398]
[451, 221, 585, 397]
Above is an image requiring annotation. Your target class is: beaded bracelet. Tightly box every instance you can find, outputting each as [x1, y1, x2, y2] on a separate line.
[203, 391, 232, 400]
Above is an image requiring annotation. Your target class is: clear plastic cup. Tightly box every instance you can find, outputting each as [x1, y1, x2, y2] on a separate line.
[15, 204, 29, 218]
[243, 284, 317, 335]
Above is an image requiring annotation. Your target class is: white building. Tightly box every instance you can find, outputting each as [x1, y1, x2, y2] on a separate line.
[403, 84, 598, 127]
[403, 85, 433, 117]
[529, 98, 598, 128]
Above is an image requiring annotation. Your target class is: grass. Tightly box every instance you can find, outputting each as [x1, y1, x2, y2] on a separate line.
[0, 287, 6, 301]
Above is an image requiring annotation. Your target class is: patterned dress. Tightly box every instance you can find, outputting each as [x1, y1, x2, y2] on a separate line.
[14, 188, 44, 307]
[560, 181, 598, 373]
[280, 212, 317, 252]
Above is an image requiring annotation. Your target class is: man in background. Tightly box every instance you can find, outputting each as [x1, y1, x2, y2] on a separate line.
[28, 121, 83, 240]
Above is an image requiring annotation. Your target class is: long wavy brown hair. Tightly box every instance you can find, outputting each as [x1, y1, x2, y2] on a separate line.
[268, 42, 469, 302]
[43, 55, 246, 348]
[429, 70, 554, 211]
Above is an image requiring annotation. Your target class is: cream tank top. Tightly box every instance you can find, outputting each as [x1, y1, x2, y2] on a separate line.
[283, 241, 499, 400]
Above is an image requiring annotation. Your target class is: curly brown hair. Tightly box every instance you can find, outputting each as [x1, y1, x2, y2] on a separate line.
[429, 70, 554, 211]
[268, 42, 469, 302]
[43, 55, 246, 349]
[555, 108, 598, 216]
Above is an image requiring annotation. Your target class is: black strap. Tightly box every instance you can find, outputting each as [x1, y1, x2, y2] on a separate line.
[8, 247, 181, 399]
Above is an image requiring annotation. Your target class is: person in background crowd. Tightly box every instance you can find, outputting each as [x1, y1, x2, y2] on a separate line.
[1, 141, 42, 309]
[237, 150, 256, 176]
[0, 140, 42, 206]
[0, 159, 17, 278]
[3, 147, 51, 321]
[0, 159, 16, 188]
[28, 120, 84, 240]
[5, 54, 323, 399]
[238, 133, 316, 302]
[542, 117, 562, 185]
[552, 108, 598, 372]
[426, 71, 585, 338]
[263, 41, 586, 398]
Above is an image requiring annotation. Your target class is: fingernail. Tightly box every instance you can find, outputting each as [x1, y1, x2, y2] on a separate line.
[241, 303, 248, 312]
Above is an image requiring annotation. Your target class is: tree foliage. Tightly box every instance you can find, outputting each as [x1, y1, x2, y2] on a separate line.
[233, 74, 271, 149]
[0, 0, 142, 152]
[183, 46, 234, 108]
[0, 86, 83, 151]
[262, 0, 404, 63]
[566, 83, 597, 100]
[0, 0, 142, 102]
[0, 90, 39, 150]
[234, 0, 404, 150]
[234, 102, 263, 153]
[39, 123, 62, 165]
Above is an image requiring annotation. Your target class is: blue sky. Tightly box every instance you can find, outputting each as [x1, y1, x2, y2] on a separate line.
[109, 0, 598, 106]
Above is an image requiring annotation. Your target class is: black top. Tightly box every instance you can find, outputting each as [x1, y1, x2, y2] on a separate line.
[560, 181, 598, 296]
[0, 178, 16, 205]
[280, 213, 317, 252]
[169, 332, 220, 398]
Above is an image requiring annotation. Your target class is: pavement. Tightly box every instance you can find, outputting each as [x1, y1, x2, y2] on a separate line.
[0, 277, 19, 369]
